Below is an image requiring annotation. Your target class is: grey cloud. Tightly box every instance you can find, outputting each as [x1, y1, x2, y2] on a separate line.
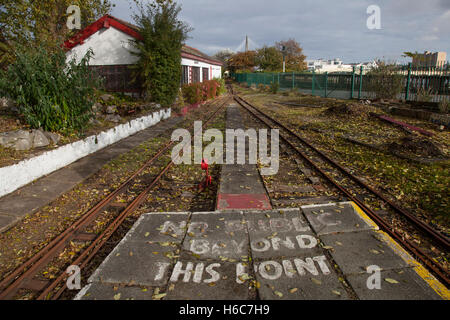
[111, 0, 449, 63]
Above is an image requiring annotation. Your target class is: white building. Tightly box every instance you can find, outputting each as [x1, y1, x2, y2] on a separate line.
[64, 15, 222, 93]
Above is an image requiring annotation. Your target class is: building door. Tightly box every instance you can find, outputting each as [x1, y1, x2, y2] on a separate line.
[192, 67, 201, 83]
[202, 67, 209, 81]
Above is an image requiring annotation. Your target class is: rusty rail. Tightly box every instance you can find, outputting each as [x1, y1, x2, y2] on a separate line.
[0, 96, 229, 300]
[234, 94, 449, 287]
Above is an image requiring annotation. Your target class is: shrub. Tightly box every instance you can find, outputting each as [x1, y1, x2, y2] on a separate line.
[0, 45, 99, 133]
[181, 79, 223, 105]
[130, 1, 191, 106]
[257, 83, 265, 92]
[182, 82, 203, 105]
[216, 77, 227, 95]
[416, 87, 435, 102]
[270, 81, 279, 94]
[438, 98, 449, 113]
[366, 63, 403, 100]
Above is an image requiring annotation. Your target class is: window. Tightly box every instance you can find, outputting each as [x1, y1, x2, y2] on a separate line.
[192, 67, 201, 83]
[202, 67, 209, 81]
[181, 65, 189, 85]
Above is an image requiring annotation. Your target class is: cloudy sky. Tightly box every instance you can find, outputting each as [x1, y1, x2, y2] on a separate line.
[111, 0, 450, 64]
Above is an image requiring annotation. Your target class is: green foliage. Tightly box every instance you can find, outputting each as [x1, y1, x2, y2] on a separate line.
[0, 45, 100, 133]
[215, 77, 227, 95]
[255, 46, 282, 72]
[181, 83, 203, 105]
[270, 81, 279, 94]
[257, 83, 266, 92]
[416, 87, 435, 102]
[275, 39, 307, 71]
[0, 1, 112, 54]
[366, 63, 403, 100]
[438, 98, 449, 114]
[130, 1, 191, 106]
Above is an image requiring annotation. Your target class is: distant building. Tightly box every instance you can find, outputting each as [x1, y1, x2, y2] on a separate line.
[306, 58, 376, 73]
[412, 51, 447, 68]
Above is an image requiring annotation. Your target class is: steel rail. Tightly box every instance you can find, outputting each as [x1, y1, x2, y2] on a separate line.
[0, 97, 228, 300]
[41, 97, 230, 300]
[234, 95, 450, 286]
[237, 95, 450, 250]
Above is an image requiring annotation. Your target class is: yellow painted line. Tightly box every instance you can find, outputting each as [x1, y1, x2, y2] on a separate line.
[349, 201, 379, 230]
[350, 201, 449, 300]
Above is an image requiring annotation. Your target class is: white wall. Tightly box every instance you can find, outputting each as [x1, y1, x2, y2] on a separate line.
[65, 26, 222, 79]
[181, 58, 222, 82]
[66, 27, 138, 65]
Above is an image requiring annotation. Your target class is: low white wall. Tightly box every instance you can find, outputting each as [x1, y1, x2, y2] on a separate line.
[0, 108, 171, 198]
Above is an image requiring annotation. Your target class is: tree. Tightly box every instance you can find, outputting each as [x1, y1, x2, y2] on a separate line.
[255, 46, 282, 72]
[213, 49, 234, 70]
[275, 39, 307, 71]
[228, 51, 257, 73]
[130, 0, 191, 105]
[0, 45, 99, 133]
[0, 1, 113, 52]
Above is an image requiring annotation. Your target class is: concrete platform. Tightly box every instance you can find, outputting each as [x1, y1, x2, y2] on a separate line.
[0, 116, 182, 233]
[216, 104, 271, 211]
[75, 202, 448, 300]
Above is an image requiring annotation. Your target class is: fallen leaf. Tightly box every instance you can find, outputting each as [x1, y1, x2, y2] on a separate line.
[332, 290, 341, 296]
[274, 291, 283, 298]
[152, 293, 167, 300]
[385, 278, 399, 284]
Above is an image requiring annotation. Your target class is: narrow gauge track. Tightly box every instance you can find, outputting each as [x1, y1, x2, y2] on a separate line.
[234, 94, 450, 287]
[0, 96, 230, 300]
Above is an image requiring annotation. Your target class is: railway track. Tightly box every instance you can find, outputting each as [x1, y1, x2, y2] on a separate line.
[0, 96, 230, 300]
[234, 94, 450, 287]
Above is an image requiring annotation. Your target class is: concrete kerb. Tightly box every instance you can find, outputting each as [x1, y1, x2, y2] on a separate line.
[0, 108, 171, 198]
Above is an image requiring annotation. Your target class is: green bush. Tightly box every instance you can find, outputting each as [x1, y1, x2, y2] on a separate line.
[270, 81, 279, 94]
[366, 63, 403, 100]
[216, 77, 227, 95]
[182, 83, 203, 105]
[130, 1, 191, 106]
[0, 45, 99, 133]
[438, 98, 449, 113]
[181, 79, 223, 105]
[416, 87, 435, 102]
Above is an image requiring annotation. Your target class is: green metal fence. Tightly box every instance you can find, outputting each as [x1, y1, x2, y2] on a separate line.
[232, 63, 450, 103]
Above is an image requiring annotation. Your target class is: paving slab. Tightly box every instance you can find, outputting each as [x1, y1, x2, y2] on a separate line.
[320, 230, 410, 275]
[76, 207, 446, 300]
[0, 214, 18, 232]
[244, 209, 322, 261]
[0, 193, 49, 217]
[88, 240, 180, 286]
[181, 211, 248, 261]
[75, 282, 158, 300]
[254, 256, 349, 300]
[302, 202, 378, 236]
[216, 104, 271, 210]
[346, 268, 441, 300]
[165, 262, 253, 300]
[128, 212, 190, 244]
